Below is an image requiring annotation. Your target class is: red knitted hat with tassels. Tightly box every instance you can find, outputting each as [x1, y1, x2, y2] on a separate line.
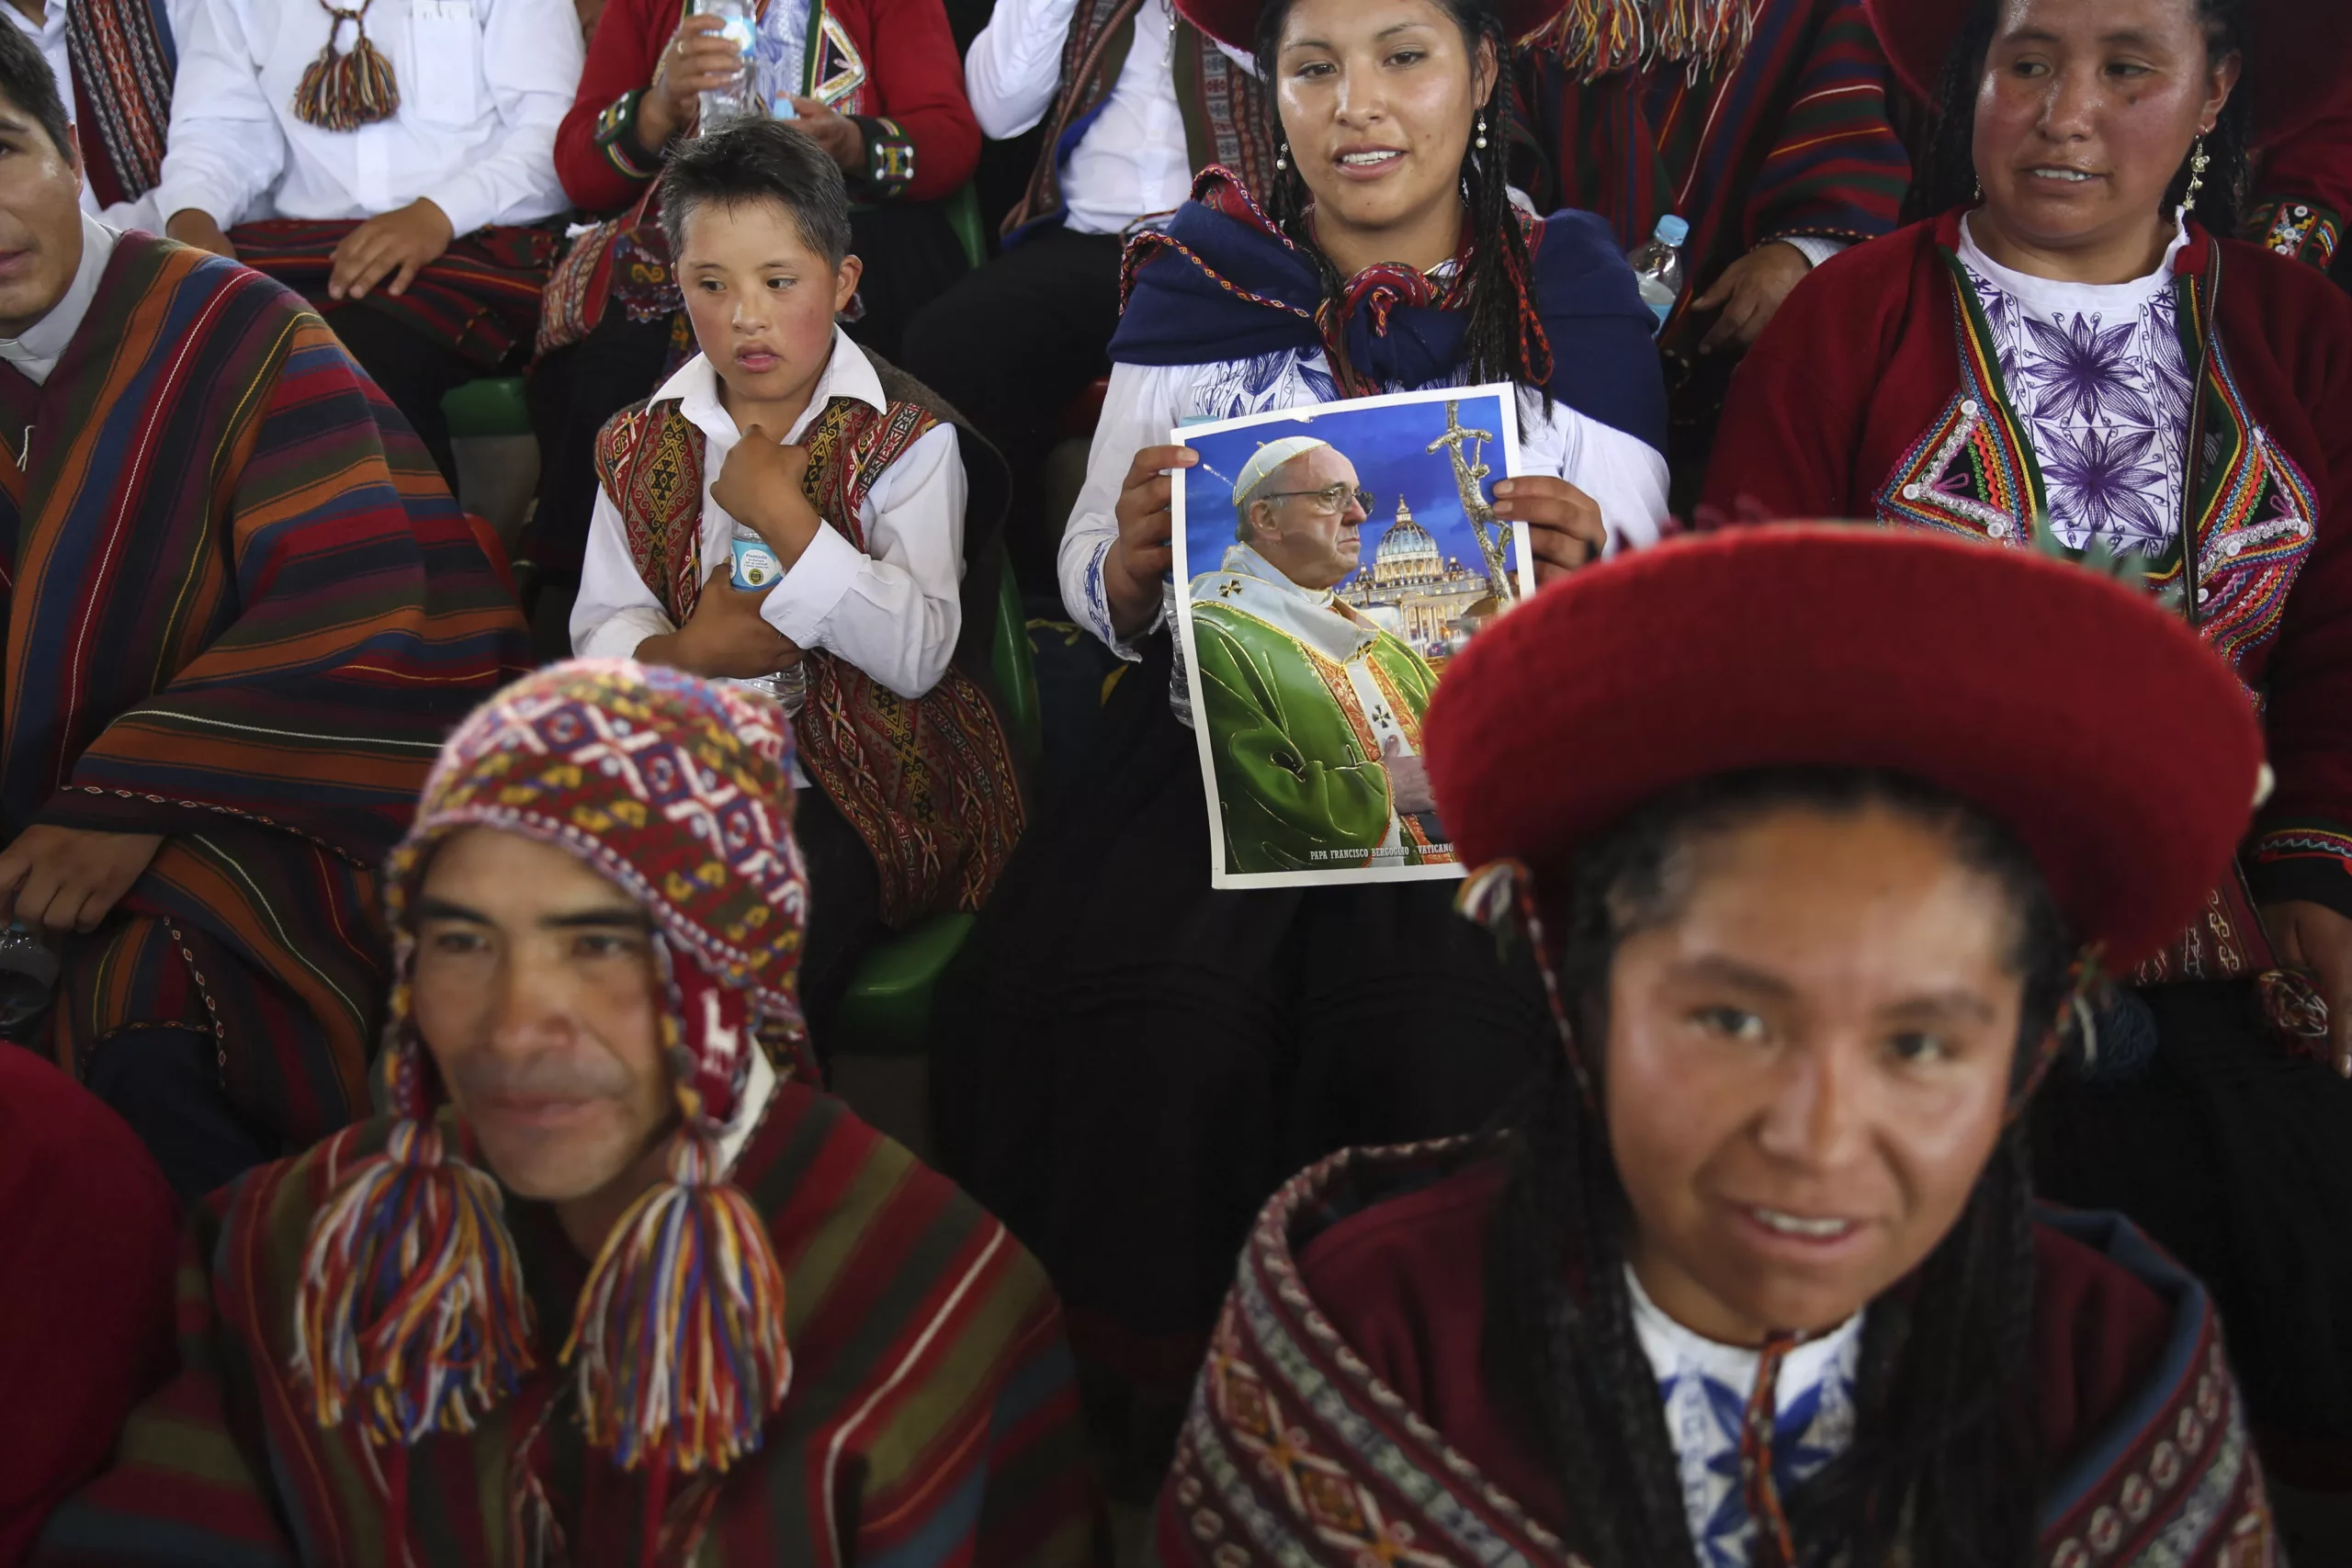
[292, 660, 812, 1492]
[1424, 525, 2263, 970]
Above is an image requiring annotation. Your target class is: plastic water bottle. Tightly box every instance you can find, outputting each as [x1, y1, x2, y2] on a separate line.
[754, 0, 808, 118]
[729, 523, 808, 715]
[1629, 214, 1690, 333]
[695, 0, 758, 130]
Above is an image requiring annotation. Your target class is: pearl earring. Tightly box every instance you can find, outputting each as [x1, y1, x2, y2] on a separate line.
[1276, 142, 1289, 172]
[1475, 113, 1487, 151]
[2183, 135, 2211, 212]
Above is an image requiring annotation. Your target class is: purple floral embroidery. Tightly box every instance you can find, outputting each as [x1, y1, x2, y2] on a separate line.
[2019, 315, 2155, 426]
[1966, 254, 2190, 556]
[2042, 425, 2174, 548]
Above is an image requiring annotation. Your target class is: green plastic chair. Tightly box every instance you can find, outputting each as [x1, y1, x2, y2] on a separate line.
[943, 182, 987, 272]
[830, 553, 1037, 1054]
[442, 376, 534, 439]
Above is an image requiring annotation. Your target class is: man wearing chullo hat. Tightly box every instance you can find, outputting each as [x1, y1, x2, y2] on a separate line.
[36, 661, 1098, 1566]
[1188, 436, 1449, 876]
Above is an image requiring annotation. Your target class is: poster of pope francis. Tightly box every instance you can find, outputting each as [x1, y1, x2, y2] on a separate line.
[1171, 384, 1533, 889]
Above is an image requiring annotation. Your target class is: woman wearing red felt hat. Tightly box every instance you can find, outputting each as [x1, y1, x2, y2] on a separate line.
[1148, 527, 2284, 1568]
[1702, 0, 2352, 1502]
[935, 0, 1676, 1495]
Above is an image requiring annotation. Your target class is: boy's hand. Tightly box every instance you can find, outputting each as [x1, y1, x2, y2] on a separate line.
[637, 565, 801, 681]
[329, 199, 455, 300]
[0, 826, 164, 933]
[711, 425, 825, 566]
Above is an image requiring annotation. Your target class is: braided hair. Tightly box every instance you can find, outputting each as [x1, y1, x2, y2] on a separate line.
[1481, 768, 2075, 1568]
[1909, 0, 2253, 232]
[1250, 0, 1547, 393]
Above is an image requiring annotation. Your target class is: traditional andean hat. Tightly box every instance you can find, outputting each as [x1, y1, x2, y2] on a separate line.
[1425, 526, 2263, 974]
[1864, 0, 2352, 147]
[1176, 0, 1567, 54]
[293, 660, 812, 1480]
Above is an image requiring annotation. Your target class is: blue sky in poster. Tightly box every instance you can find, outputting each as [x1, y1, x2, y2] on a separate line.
[1177, 389, 1520, 586]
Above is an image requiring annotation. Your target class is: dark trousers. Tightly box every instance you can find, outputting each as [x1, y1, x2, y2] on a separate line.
[82, 1028, 277, 1203]
[326, 302, 476, 489]
[524, 310, 676, 578]
[794, 782, 885, 1062]
[521, 202, 969, 581]
[899, 227, 1125, 589]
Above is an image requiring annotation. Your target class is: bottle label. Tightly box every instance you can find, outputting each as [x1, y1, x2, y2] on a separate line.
[731, 536, 783, 590]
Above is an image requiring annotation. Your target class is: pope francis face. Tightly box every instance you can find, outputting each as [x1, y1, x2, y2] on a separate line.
[1244, 445, 1370, 592]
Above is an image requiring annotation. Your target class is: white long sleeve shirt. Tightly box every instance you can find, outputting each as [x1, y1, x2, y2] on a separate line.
[1, 0, 197, 230]
[964, 0, 1197, 235]
[572, 330, 968, 719]
[1059, 347, 1670, 660]
[153, 0, 580, 235]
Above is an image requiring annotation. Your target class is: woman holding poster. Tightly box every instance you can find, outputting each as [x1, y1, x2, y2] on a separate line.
[934, 0, 1671, 1495]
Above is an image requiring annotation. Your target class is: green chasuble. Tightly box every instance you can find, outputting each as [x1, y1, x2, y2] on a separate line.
[1189, 546, 1445, 874]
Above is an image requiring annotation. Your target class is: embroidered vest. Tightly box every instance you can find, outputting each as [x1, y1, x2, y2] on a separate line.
[1875, 249, 2321, 998]
[594, 392, 1025, 928]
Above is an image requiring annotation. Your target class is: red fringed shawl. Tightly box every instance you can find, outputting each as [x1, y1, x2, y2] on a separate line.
[593, 356, 1025, 928]
[1705, 210, 2352, 933]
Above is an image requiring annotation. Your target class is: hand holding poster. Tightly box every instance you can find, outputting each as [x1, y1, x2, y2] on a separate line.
[1170, 384, 1532, 889]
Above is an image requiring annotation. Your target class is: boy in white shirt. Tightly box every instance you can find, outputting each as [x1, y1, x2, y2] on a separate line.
[571, 119, 1024, 1050]
[153, 0, 582, 482]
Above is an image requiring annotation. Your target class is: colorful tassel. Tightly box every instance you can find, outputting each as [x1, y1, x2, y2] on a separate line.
[291, 1, 401, 132]
[1532, 0, 1754, 84]
[292, 1119, 537, 1444]
[562, 1133, 791, 1476]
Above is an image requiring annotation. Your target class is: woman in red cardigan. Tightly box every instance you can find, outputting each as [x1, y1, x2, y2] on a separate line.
[524, 0, 980, 581]
[1704, 0, 2352, 1514]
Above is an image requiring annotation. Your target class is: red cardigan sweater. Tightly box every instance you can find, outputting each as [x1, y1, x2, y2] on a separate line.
[2249, 95, 2352, 270]
[556, 0, 980, 214]
[1705, 210, 2352, 919]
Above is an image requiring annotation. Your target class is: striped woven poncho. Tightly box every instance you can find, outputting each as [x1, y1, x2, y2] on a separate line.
[34, 1079, 1099, 1566]
[0, 231, 527, 1152]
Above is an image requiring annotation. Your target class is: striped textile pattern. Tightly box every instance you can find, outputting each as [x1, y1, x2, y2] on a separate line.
[0, 231, 528, 1149]
[65, 0, 176, 209]
[1520, 0, 1909, 349]
[35, 1084, 1100, 1567]
[231, 219, 562, 370]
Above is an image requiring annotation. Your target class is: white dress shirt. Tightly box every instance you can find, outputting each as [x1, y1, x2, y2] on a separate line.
[573, 328, 969, 739]
[1060, 348, 1670, 660]
[965, 0, 1201, 235]
[0, 210, 116, 385]
[153, 0, 580, 236]
[1, 0, 193, 230]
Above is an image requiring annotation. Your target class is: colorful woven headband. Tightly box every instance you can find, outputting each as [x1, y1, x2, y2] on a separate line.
[293, 660, 810, 1483]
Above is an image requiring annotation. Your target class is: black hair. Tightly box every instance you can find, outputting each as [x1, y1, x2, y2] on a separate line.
[1250, 0, 1544, 392]
[1909, 0, 2252, 232]
[659, 118, 854, 268]
[1483, 767, 2075, 1568]
[0, 22, 72, 164]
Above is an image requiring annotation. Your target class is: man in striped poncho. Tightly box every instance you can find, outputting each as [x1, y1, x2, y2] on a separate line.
[33, 660, 1099, 1567]
[0, 23, 528, 1199]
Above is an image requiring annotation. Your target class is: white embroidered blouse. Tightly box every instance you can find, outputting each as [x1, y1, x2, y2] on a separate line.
[1627, 1267, 1865, 1568]
[1956, 214, 2195, 557]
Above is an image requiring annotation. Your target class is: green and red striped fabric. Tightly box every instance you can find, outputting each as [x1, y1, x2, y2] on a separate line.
[36, 1081, 1101, 1567]
[0, 231, 529, 1151]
